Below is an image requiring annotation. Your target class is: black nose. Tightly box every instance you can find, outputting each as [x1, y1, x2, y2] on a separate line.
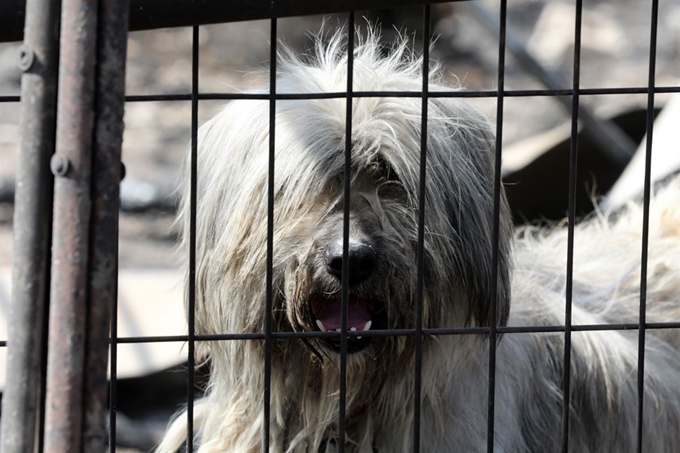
[326, 238, 377, 286]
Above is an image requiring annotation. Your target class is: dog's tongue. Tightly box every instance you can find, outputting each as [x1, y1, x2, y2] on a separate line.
[311, 296, 373, 331]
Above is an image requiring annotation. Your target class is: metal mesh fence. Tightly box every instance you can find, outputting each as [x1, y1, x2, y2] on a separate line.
[1, 0, 680, 452]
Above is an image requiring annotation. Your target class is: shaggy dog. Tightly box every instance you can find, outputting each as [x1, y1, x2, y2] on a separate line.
[157, 31, 680, 452]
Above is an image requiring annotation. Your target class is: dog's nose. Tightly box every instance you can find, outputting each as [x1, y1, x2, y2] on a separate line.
[326, 238, 377, 285]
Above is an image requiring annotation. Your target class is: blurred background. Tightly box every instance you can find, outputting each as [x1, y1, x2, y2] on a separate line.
[0, 0, 679, 450]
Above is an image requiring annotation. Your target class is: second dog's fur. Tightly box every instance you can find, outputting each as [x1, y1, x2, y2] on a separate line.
[157, 31, 680, 452]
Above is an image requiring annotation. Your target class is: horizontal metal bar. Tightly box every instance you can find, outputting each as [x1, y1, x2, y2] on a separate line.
[2, 86, 680, 104]
[70, 85, 680, 101]
[1, 0, 461, 43]
[106, 321, 680, 344]
[0, 320, 676, 347]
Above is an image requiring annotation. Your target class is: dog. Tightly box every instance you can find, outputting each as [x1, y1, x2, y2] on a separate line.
[156, 30, 680, 452]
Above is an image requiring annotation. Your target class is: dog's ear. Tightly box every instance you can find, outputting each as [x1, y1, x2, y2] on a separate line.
[432, 108, 513, 329]
[445, 186, 512, 329]
[468, 188, 512, 329]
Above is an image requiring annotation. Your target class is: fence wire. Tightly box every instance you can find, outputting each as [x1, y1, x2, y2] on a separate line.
[0, 0, 677, 452]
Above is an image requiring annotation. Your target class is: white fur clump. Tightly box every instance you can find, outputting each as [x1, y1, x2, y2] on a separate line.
[156, 29, 680, 453]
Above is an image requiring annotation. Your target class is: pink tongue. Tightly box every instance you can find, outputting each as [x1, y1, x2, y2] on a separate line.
[311, 296, 373, 331]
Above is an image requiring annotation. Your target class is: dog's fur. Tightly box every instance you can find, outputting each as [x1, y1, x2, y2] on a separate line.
[157, 31, 680, 452]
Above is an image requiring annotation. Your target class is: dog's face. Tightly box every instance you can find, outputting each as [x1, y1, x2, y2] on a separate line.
[283, 161, 416, 356]
[186, 42, 513, 372]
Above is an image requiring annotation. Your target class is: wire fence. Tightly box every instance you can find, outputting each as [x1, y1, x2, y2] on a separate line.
[1, 0, 680, 452]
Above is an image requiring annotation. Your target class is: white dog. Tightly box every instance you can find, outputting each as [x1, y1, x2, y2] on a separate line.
[157, 30, 680, 452]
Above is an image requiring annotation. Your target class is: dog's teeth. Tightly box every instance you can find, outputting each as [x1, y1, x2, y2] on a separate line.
[350, 327, 357, 332]
[362, 320, 372, 331]
[315, 320, 327, 332]
[357, 336, 362, 340]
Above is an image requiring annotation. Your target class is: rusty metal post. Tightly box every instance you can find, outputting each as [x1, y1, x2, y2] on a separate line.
[81, 0, 129, 450]
[0, 0, 61, 452]
[43, 0, 99, 450]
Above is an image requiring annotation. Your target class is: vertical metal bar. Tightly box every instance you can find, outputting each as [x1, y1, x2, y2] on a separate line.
[187, 24, 200, 453]
[37, 281, 51, 452]
[0, 0, 60, 451]
[487, 0, 507, 451]
[82, 0, 129, 450]
[636, 0, 658, 450]
[338, 12, 355, 453]
[561, 0, 582, 450]
[43, 0, 99, 450]
[413, 5, 430, 453]
[108, 245, 119, 452]
[263, 17, 277, 453]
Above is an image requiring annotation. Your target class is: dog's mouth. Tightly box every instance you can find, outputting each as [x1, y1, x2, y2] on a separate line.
[309, 295, 384, 353]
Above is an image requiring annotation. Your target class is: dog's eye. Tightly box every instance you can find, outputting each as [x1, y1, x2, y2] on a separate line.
[376, 158, 399, 182]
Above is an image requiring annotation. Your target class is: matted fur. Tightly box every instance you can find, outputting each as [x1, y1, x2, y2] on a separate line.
[156, 30, 680, 453]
